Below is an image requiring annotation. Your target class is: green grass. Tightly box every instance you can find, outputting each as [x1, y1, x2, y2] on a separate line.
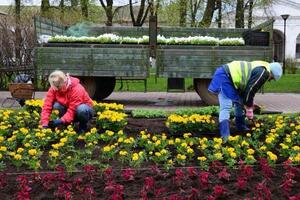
[115, 76, 194, 92]
[263, 73, 300, 93]
[115, 73, 300, 93]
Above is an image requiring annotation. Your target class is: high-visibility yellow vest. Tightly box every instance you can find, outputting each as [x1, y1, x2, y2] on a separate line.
[227, 61, 271, 90]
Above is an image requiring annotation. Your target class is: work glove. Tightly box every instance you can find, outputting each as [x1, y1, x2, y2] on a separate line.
[48, 119, 64, 128]
[245, 107, 254, 120]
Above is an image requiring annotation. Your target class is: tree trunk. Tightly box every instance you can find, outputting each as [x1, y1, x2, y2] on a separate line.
[216, 0, 222, 28]
[235, 0, 244, 28]
[130, 0, 150, 27]
[15, 0, 21, 65]
[198, 0, 216, 28]
[41, 0, 50, 15]
[80, 0, 89, 18]
[190, 0, 202, 27]
[59, 0, 65, 21]
[248, 0, 253, 29]
[99, 0, 114, 26]
[179, 0, 187, 27]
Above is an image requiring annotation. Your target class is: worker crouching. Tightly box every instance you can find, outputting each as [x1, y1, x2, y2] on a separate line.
[208, 61, 282, 139]
[40, 70, 94, 133]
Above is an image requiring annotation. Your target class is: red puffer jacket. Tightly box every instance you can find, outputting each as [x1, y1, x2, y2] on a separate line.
[41, 76, 93, 126]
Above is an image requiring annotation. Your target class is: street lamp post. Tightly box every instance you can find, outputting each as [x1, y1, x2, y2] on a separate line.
[281, 14, 289, 75]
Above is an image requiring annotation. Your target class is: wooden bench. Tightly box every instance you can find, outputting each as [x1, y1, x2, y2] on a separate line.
[117, 77, 147, 92]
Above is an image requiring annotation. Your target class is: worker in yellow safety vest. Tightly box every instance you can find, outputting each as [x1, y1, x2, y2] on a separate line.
[208, 61, 282, 139]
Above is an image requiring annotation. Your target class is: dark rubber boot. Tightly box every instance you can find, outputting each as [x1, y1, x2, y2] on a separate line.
[235, 116, 250, 132]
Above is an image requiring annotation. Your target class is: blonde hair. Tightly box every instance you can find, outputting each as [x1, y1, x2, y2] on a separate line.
[48, 70, 67, 90]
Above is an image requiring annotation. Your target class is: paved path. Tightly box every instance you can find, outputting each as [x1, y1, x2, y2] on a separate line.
[1, 91, 300, 113]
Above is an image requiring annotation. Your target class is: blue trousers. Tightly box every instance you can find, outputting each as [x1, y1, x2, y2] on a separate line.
[218, 90, 244, 123]
[53, 102, 94, 126]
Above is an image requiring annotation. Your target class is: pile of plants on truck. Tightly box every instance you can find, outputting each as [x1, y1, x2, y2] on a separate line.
[0, 99, 299, 199]
[46, 33, 245, 46]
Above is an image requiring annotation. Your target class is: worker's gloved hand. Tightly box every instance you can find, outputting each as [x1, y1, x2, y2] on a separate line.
[48, 119, 63, 128]
[245, 107, 254, 120]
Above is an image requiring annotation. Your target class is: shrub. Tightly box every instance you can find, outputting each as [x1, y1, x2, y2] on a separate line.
[131, 109, 167, 118]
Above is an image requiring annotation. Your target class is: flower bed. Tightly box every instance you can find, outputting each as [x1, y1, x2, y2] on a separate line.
[0, 100, 299, 199]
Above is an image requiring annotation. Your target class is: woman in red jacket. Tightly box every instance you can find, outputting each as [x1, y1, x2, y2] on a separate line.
[41, 70, 94, 133]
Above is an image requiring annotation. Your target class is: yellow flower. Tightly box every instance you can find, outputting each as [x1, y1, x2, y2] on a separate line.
[152, 136, 157, 141]
[0, 146, 7, 151]
[17, 148, 24, 153]
[260, 146, 267, 151]
[183, 133, 192, 138]
[0, 136, 4, 142]
[246, 133, 251, 137]
[168, 139, 174, 145]
[155, 140, 161, 146]
[106, 130, 114, 136]
[175, 138, 181, 143]
[49, 150, 59, 158]
[103, 146, 111, 152]
[28, 149, 37, 156]
[187, 148, 194, 154]
[280, 143, 289, 150]
[181, 142, 188, 148]
[197, 156, 207, 161]
[24, 143, 31, 147]
[247, 155, 255, 161]
[155, 152, 161, 157]
[60, 137, 68, 143]
[267, 151, 278, 161]
[292, 146, 300, 151]
[0, 153, 2, 159]
[227, 147, 235, 153]
[118, 138, 124, 143]
[241, 140, 249, 147]
[14, 154, 22, 160]
[230, 152, 237, 158]
[119, 150, 128, 156]
[132, 153, 139, 161]
[180, 154, 186, 160]
[214, 152, 223, 160]
[168, 159, 173, 165]
[247, 148, 255, 155]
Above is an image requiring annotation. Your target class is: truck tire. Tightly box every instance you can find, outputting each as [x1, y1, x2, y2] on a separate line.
[79, 77, 97, 98]
[94, 77, 116, 100]
[194, 78, 219, 105]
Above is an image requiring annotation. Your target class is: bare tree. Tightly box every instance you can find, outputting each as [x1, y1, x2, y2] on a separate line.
[189, 0, 202, 27]
[179, 0, 187, 26]
[129, 0, 150, 26]
[99, 0, 127, 26]
[41, 0, 50, 15]
[235, 0, 244, 28]
[80, 0, 89, 18]
[198, 0, 216, 28]
[216, 0, 222, 28]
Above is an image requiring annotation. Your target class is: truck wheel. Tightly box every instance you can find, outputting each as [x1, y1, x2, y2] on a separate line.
[194, 78, 219, 105]
[80, 77, 96, 98]
[94, 77, 116, 100]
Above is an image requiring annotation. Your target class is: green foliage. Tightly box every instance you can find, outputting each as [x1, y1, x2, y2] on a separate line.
[174, 106, 219, 116]
[285, 58, 298, 74]
[131, 109, 167, 118]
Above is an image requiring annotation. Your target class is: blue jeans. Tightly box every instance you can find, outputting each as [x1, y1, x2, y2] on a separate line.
[218, 91, 244, 122]
[53, 102, 94, 124]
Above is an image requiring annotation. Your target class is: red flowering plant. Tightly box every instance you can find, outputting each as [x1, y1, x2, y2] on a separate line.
[16, 175, 32, 200]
